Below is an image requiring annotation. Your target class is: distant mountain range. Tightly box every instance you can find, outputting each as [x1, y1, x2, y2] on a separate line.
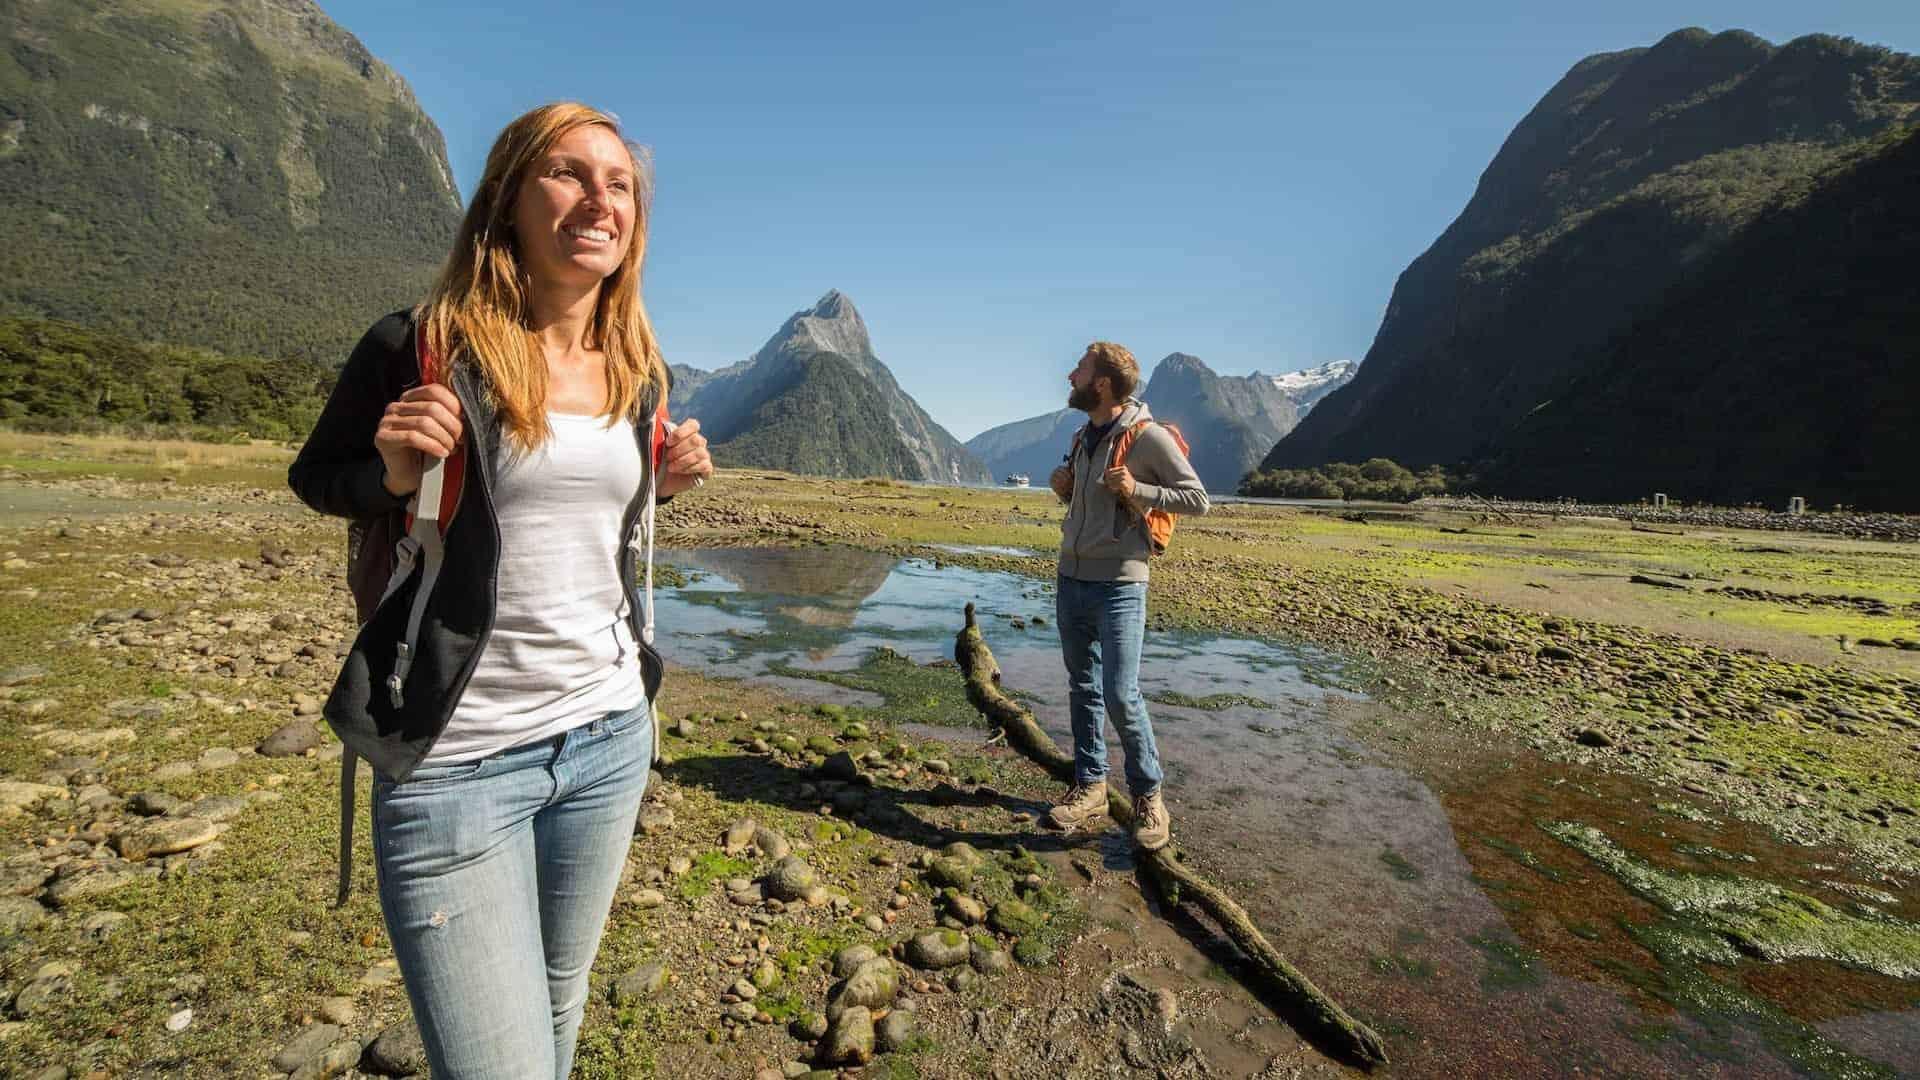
[9, 9, 1915, 507]
[965, 354, 1351, 491]
[674, 292, 992, 484]
[0, 0, 460, 365]
[962, 408, 1083, 485]
[1261, 28, 1920, 509]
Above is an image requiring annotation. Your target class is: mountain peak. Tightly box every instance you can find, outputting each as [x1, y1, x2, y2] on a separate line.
[811, 290, 856, 319]
[681, 294, 990, 484]
[769, 290, 872, 367]
[1159, 352, 1210, 374]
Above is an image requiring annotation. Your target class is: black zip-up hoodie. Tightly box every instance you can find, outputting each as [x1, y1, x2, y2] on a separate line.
[289, 310, 667, 782]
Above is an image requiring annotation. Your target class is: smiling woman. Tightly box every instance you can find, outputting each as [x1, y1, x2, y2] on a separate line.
[287, 101, 714, 1080]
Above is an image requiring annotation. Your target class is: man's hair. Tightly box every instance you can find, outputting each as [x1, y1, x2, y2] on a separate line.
[1084, 341, 1139, 401]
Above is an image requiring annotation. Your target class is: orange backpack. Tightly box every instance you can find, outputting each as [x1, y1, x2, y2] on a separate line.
[1071, 419, 1191, 556]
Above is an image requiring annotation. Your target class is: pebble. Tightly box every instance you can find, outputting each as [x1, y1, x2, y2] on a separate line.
[164, 1008, 192, 1033]
[258, 722, 323, 758]
[196, 748, 241, 770]
[366, 1019, 428, 1076]
[80, 911, 130, 943]
[112, 817, 218, 861]
[609, 961, 669, 1005]
[359, 958, 402, 989]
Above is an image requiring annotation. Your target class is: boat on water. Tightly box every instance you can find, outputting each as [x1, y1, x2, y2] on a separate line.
[1004, 474, 1030, 488]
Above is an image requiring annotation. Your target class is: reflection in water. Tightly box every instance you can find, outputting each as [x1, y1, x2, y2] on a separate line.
[651, 545, 1919, 1077]
[666, 546, 895, 632]
[654, 546, 1356, 701]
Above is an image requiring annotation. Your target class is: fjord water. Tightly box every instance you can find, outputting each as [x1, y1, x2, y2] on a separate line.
[653, 546, 1920, 1077]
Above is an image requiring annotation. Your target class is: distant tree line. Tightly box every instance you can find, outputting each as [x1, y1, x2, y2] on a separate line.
[1240, 458, 1453, 501]
[0, 317, 334, 442]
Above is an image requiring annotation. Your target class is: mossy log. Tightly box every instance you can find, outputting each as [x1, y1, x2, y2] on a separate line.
[954, 603, 1390, 1071]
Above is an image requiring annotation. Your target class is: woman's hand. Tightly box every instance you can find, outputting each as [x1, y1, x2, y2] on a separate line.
[375, 384, 465, 497]
[659, 417, 712, 498]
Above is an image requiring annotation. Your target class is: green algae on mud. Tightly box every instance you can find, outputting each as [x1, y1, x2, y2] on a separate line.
[1597, 922, 1903, 1080]
[1474, 832, 1570, 883]
[1543, 822, 1920, 980]
[1466, 931, 1545, 991]
[766, 646, 984, 730]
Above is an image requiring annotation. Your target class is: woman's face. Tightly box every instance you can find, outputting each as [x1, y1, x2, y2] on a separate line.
[511, 124, 638, 291]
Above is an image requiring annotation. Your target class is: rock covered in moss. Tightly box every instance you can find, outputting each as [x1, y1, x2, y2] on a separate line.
[832, 944, 878, 979]
[907, 929, 970, 970]
[971, 938, 1012, 974]
[822, 1005, 874, 1065]
[766, 855, 818, 901]
[827, 957, 898, 1020]
[790, 1010, 830, 1042]
[988, 898, 1044, 936]
[876, 1007, 917, 1052]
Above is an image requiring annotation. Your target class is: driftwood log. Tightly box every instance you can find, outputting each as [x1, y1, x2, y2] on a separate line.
[955, 603, 1390, 1071]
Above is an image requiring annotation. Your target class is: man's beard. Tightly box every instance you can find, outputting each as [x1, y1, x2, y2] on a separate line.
[1067, 384, 1099, 410]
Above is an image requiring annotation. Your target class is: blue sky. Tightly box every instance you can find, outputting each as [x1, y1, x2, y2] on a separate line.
[323, 0, 1918, 440]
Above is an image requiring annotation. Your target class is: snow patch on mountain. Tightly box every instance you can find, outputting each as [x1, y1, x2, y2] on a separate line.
[1268, 361, 1358, 414]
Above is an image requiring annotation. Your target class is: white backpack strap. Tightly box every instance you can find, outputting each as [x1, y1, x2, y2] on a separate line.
[640, 436, 659, 646]
[386, 452, 448, 710]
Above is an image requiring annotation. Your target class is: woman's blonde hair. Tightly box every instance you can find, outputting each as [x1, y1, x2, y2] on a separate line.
[417, 102, 665, 450]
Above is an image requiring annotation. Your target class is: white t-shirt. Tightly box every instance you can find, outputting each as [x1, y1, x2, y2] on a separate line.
[423, 411, 646, 764]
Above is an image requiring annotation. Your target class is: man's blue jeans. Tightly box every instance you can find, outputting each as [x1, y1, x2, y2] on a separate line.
[1056, 574, 1163, 796]
[372, 701, 652, 1080]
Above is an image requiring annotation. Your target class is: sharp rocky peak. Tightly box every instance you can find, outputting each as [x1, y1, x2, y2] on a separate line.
[809, 290, 855, 319]
[757, 289, 875, 371]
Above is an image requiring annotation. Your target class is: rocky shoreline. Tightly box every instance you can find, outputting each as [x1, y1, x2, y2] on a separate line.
[1420, 496, 1920, 542]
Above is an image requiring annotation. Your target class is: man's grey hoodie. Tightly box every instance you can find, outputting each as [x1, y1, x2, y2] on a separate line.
[1057, 399, 1210, 583]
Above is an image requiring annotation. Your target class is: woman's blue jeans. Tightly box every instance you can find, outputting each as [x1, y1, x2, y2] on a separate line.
[372, 701, 652, 1079]
[1055, 575, 1164, 796]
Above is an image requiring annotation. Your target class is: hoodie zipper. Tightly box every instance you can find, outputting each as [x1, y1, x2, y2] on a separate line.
[1066, 403, 1130, 570]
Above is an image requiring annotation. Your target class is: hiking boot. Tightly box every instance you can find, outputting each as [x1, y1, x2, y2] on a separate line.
[1132, 789, 1171, 851]
[1047, 781, 1109, 830]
